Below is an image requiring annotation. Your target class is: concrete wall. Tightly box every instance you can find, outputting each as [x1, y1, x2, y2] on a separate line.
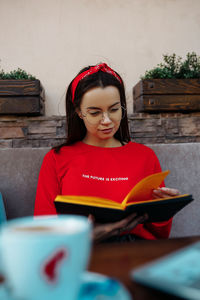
[0, 0, 200, 115]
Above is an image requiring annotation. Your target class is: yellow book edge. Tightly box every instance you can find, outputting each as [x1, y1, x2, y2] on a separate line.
[55, 194, 190, 211]
[55, 195, 123, 210]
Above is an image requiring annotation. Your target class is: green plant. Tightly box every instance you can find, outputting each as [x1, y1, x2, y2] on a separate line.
[0, 68, 36, 80]
[142, 52, 200, 79]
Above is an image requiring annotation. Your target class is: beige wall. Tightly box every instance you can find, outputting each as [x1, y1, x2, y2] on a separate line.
[0, 0, 200, 115]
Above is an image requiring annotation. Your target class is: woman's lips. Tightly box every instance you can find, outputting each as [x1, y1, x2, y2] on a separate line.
[100, 128, 113, 134]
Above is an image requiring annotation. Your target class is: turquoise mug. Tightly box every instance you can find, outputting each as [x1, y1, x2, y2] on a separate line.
[0, 215, 91, 300]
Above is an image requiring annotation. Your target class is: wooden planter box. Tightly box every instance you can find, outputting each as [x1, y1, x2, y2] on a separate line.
[0, 80, 45, 115]
[133, 79, 200, 112]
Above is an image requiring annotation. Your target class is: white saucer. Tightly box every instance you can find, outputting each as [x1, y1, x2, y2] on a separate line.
[78, 271, 131, 300]
[0, 272, 131, 300]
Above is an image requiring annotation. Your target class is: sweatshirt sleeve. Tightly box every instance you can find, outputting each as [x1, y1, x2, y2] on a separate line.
[34, 150, 60, 216]
[144, 150, 172, 239]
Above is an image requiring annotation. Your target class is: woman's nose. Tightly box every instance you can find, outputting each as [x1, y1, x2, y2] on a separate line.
[101, 112, 112, 124]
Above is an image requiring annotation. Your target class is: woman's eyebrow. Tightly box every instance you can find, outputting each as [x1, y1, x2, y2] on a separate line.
[86, 101, 120, 110]
[86, 106, 101, 110]
[109, 101, 121, 108]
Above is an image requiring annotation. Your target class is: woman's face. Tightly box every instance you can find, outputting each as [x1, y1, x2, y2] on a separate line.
[78, 86, 122, 145]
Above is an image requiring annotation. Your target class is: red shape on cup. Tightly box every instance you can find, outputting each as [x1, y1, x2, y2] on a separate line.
[42, 248, 67, 284]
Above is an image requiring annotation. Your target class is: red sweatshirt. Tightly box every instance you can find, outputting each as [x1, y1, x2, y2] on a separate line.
[34, 141, 172, 239]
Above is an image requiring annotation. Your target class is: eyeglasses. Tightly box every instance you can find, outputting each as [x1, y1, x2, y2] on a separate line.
[81, 106, 126, 125]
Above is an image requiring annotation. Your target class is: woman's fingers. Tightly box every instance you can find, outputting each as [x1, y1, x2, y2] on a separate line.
[92, 212, 149, 243]
[92, 213, 138, 242]
[114, 212, 138, 229]
[153, 187, 180, 198]
[159, 187, 180, 195]
[109, 213, 148, 235]
[121, 213, 149, 233]
[88, 214, 95, 223]
[107, 212, 138, 234]
[153, 189, 168, 198]
[92, 224, 111, 242]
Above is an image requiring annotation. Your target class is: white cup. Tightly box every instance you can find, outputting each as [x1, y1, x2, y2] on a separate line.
[0, 215, 91, 300]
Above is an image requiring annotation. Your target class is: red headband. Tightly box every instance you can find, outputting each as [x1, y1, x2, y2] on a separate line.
[71, 63, 122, 103]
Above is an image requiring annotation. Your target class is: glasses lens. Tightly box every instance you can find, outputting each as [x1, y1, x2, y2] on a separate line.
[83, 106, 126, 124]
[85, 111, 103, 124]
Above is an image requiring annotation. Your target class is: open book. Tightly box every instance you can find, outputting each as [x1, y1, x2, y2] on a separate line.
[54, 170, 193, 223]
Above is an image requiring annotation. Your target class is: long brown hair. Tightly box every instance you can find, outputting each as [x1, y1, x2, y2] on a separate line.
[54, 64, 130, 152]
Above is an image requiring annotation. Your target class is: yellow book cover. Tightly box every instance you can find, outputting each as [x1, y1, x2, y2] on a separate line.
[54, 170, 193, 223]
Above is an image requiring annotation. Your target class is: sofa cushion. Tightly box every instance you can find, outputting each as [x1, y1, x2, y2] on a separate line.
[0, 148, 49, 219]
[150, 143, 200, 238]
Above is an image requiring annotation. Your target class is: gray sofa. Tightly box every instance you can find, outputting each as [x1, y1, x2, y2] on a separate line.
[0, 143, 199, 238]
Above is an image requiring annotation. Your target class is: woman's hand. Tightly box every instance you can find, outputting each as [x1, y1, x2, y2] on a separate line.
[88, 213, 148, 243]
[152, 187, 180, 199]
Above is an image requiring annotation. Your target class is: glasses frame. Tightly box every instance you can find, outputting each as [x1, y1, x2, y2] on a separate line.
[81, 105, 126, 125]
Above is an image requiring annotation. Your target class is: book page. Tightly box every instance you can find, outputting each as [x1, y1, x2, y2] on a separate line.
[122, 170, 170, 207]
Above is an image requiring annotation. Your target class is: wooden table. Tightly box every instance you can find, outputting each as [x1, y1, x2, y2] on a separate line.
[88, 236, 200, 299]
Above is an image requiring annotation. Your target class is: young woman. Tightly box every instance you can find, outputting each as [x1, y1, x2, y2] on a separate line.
[34, 63, 179, 243]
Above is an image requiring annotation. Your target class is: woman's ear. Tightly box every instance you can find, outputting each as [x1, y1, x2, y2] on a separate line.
[75, 108, 83, 119]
